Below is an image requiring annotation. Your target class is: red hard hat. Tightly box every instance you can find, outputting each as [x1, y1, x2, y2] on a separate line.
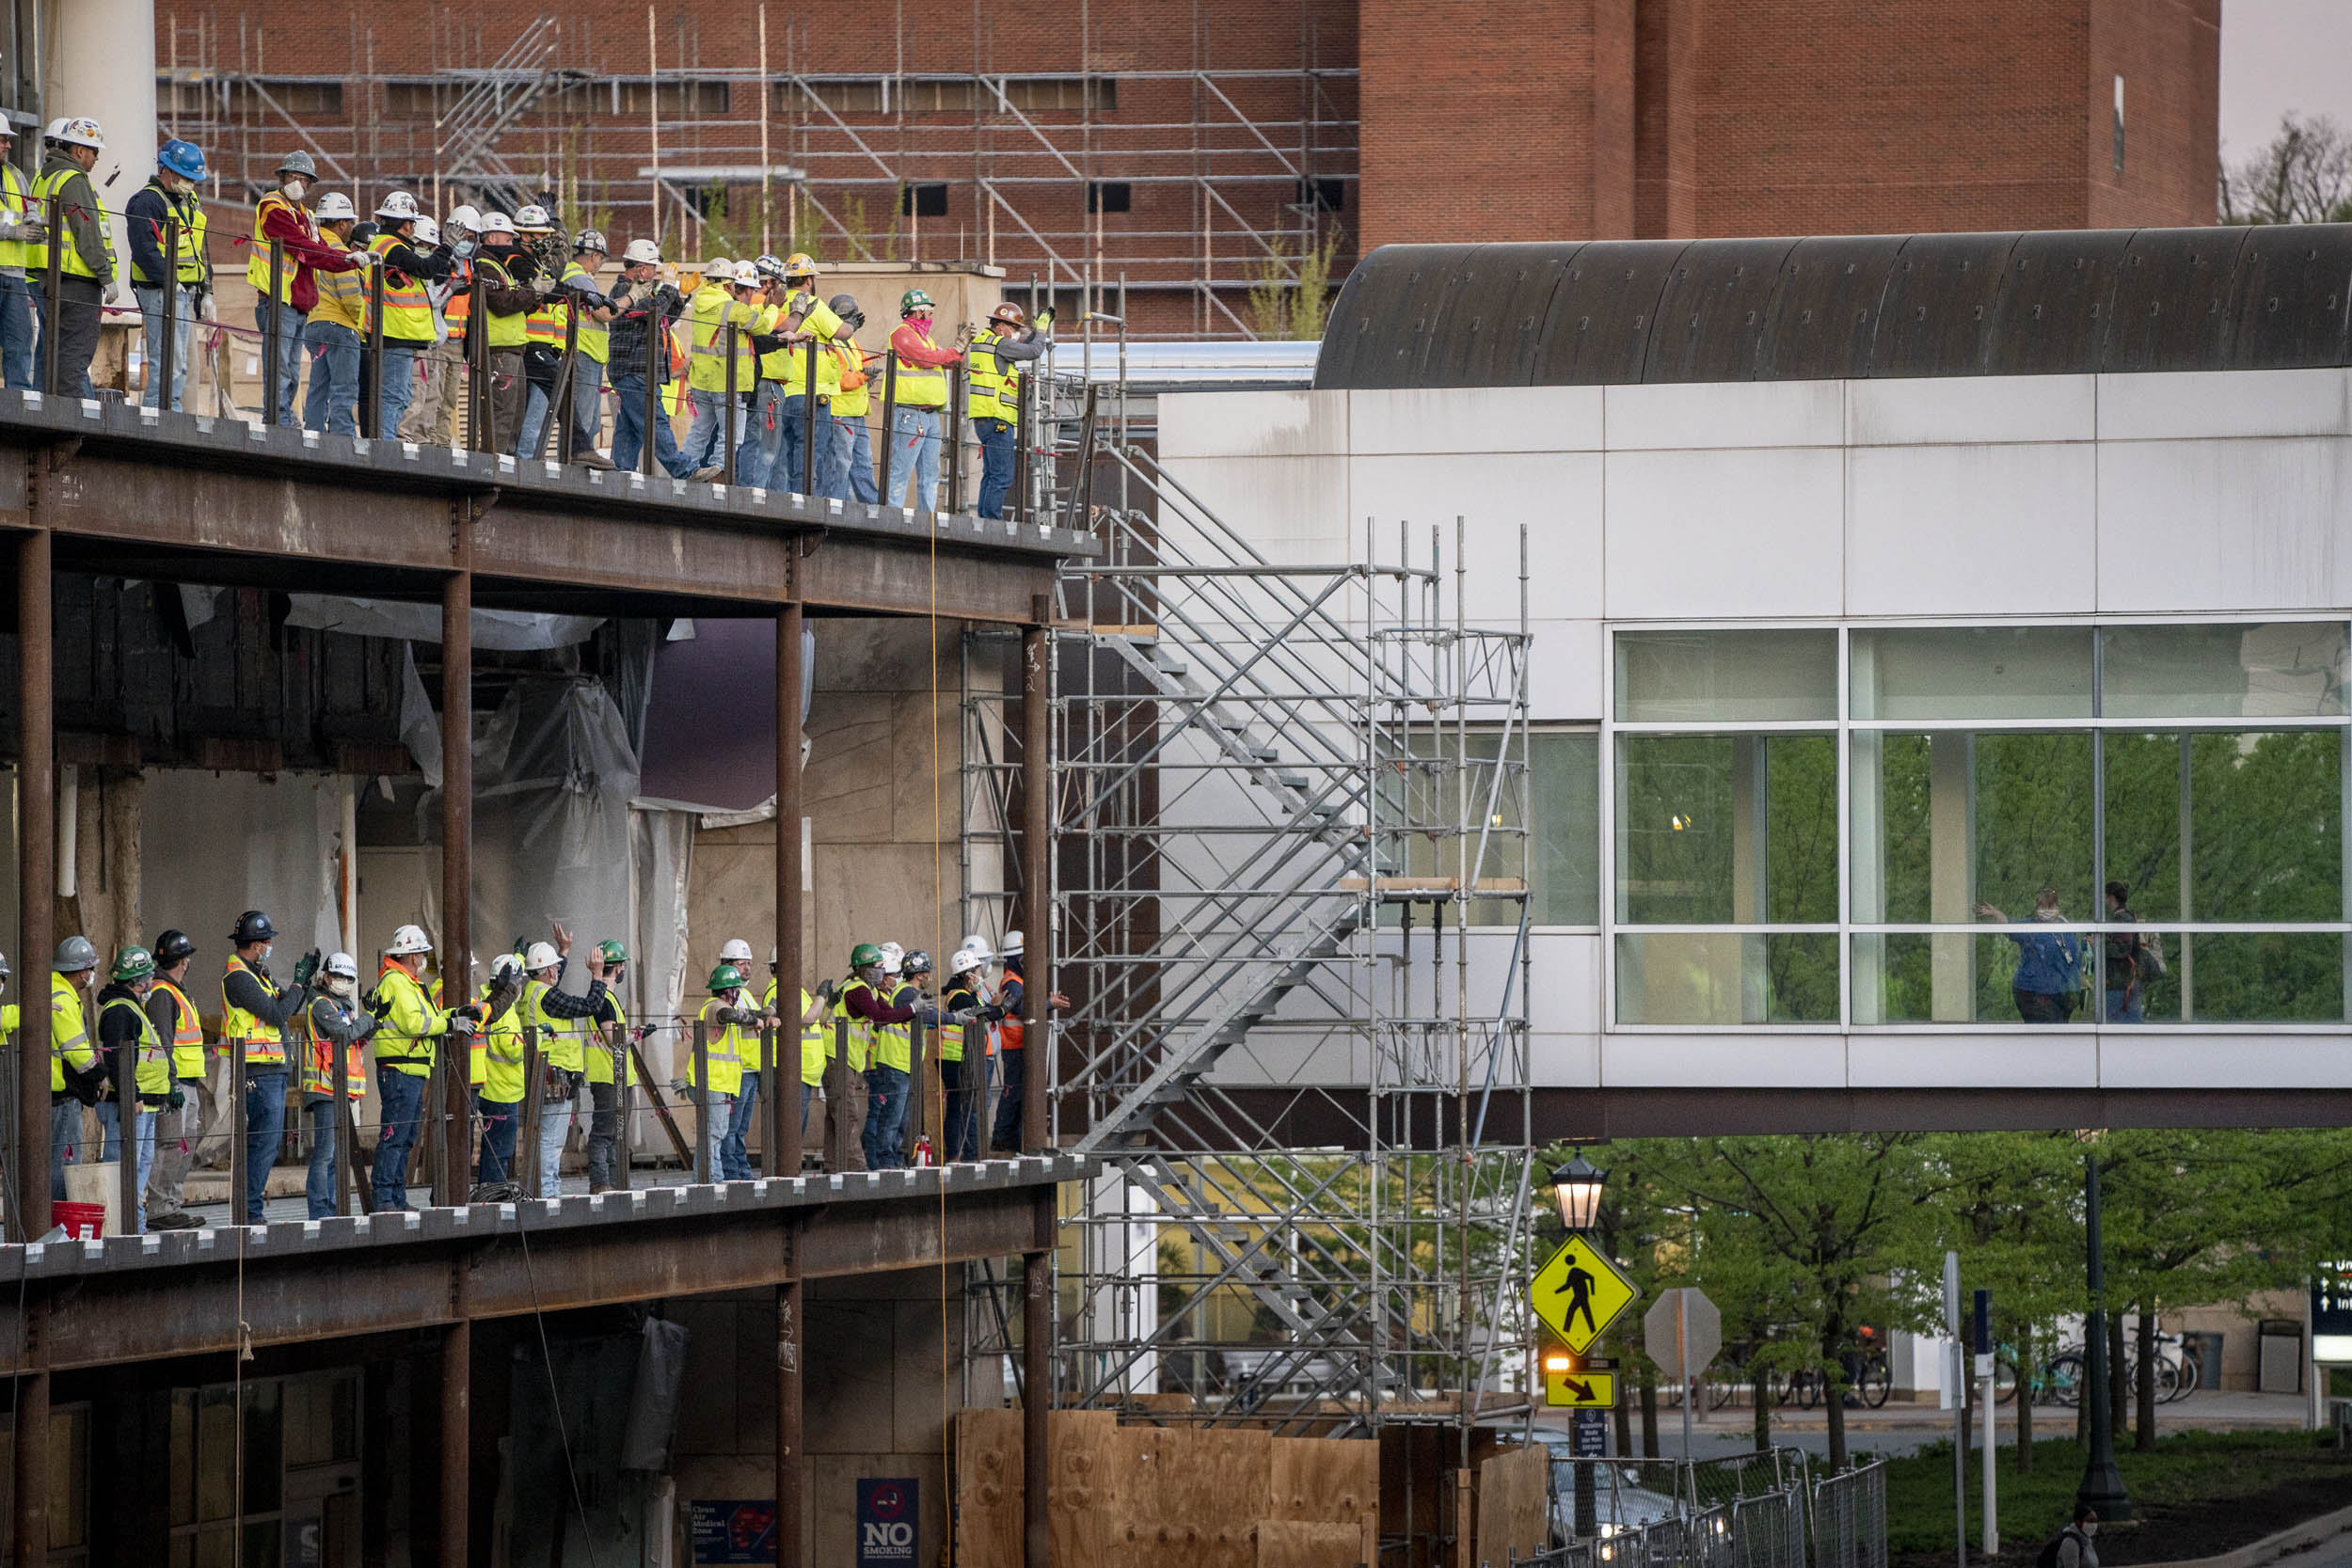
[990, 301, 1027, 329]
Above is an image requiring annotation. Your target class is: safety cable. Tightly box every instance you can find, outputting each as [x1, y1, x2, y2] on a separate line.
[514, 1197, 605, 1567]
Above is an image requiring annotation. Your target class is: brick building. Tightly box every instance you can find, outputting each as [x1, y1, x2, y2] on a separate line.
[154, 0, 2216, 337]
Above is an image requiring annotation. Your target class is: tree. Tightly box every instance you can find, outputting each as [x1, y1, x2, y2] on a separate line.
[2220, 113, 2352, 225]
[1246, 231, 1344, 341]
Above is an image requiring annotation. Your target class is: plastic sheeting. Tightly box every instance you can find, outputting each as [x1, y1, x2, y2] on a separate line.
[635, 618, 815, 814]
[285, 594, 605, 652]
[620, 1314, 691, 1473]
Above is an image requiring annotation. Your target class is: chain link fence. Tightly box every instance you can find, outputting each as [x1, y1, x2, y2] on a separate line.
[1809, 1458, 1887, 1568]
[1502, 1453, 1882, 1568]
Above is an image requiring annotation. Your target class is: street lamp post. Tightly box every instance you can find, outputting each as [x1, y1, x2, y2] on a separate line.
[2075, 1153, 2132, 1521]
[1551, 1154, 1607, 1543]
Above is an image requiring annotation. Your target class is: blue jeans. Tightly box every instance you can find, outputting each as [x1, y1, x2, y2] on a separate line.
[95, 1099, 122, 1163]
[991, 1048, 1025, 1152]
[302, 320, 362, 436]
[254, 299, 306, 425]
[723, 1069, 761, 1180]
[378, 341, 421, 439]
[610, 374, 691, 476]
[304, 1099, 340, 1219]
[863, 1064, 911, 1170]
[741, 386, 815, 490]
[477, 1095, 521, 1185]
[943, 1053, 990, 1163]
[680, 392, 746, 474]
[887, 407, 943, 511]
[518, 376, 553, 459]
[244, 1070, 288, 1224]
[534, 1087, 576, 1198]
[135, 284, 197, 410]
[819, 412, 875, 502]
[49, 1099, 82, 1203]
[372, 1067, 427, 1212]
[2105, 988, 2144, 1023]
[0, 274, 34, 389]
[132, 1106, 159, 1231]
[527, 352, 606, 457]
[693, 1088, 735, 1182]
[977, 416, 1017, 518]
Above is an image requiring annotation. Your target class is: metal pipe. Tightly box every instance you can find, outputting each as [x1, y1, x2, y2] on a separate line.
[800, 335, 819, 495]
[230, 1037, 248, 1224]
[641, 303, 661, 478]
[11, 1305, 47, 1566]
[362, 261, 386, 438]
[692, 1020, 710, 1183]
[520, 1024, 543, 1195]
[440, 565, 473, 1206]
[334, 1021, 354, 1215]
[552, 303, 580, 463]
[13, 528, 52, 1241]
[609, 1022, 633, 1192]
[263, 237, 284, 424]
[117, 1017, 136, 1231]
[160, 216, 180, 412]
[1011, 356, 1031, 525]
[877, 354, 897, 504]
[1022, 1198, 1054, 1564]
[722, 305, 739, 483]
[946, 365, 966, 515]
[441, 1317, 471, 1562]
[2076, 1153, 2132, 1518]
[39, 192, 62, 397]
[776, 598, 804, 1177]
[777, 1276, 804, 1568]
[468, 273, 491, 452]
[1022, 615, 1051, 1152]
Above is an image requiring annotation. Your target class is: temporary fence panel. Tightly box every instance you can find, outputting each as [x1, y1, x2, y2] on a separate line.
[1809, 1461, 1887, 1568]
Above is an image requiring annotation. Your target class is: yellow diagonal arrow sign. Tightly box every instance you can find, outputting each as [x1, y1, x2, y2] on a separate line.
[1530, 1235, 1641, 1355]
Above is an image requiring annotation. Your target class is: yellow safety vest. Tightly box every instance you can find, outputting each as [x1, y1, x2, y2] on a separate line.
[559, 261, 611, 364]
[221, 955, 288, 1067]
[133, 179, 209, 287]
[101, 992, 174, 1101]
[48, 974, 94, 1093]
[831, 977, 876, 1073]
[767, 984, 828, 1087]
[476, 253, 531, 350]
[892, 323, 950, 408]
[829, 343, 871, 419]
[245, 191, 310, 301]
[479, 989, 528, 1103]
[370, 232, 435, 343]
[760, 293, 843, 392]
[297, 1000, 371, 1101]
[0, 162, 32, 273]
[690, 993, 749, 1096]
[583, 995, 632, 1086]
[152, 977, 207, 1081]
[525, 977, 589, 1074]
[967, 328, 1016, 423]
[31, 166, 113, 282]
[689, 286, 770, 394]
[310, 232, 368, 334]
[875, 982, 916, 1074]
[373, 965, 447, 1076]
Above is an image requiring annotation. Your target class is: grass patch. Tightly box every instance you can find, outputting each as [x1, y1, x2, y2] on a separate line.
[1876, 1429, 2350, 1564]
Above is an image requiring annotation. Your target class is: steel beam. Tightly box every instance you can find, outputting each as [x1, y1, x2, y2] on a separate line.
[1023, 1196, 1054, 1568]
[13, 524, 51, 1242]
[1021, 617, 1052, 1153]
[441, 550, 473, 1207]
[776, 595, 805, 1178]
[777, 1275, 804, 1568]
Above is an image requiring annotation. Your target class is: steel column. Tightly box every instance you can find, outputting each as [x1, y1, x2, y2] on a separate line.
[440, 561, 473, 1206]
[160, 220, 181, 413]
[1023, 1192, 1054, 1567]
[263, 239, 284, 425]
[362, 263, 386, 439]
[800, 337, 819, 496]
[39, 194, 61, 397]
[877, 356, 898, 504]
[10, 1298, 46, 1568]
[641, 315, 662, 478]
[775, 598, 804, 1177]
[776, 1275, 803, 1568]
[13, 525, 52, 1242]
[441, 1314, 471, 1565]
[1021, 617, 1051, 1153]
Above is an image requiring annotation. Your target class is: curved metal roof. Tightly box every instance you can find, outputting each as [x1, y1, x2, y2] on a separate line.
[1311, 227, 2352, 388]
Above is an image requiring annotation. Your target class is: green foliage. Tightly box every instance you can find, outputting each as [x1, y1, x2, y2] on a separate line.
[1246, 231, 1343, 341]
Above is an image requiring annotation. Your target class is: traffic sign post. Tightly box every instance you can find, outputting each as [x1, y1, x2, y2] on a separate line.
[1532, 1236, 1643, 1354]
[1643, 1288, 1721, 1459]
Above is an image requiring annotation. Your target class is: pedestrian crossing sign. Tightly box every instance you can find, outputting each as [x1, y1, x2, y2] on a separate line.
[1543, 1365, 1618, 1409]
[1530, 1235, 1640, 1354]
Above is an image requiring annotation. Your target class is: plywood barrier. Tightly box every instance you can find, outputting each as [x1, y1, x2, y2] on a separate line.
[1256, 1518, 1371, 1568]
[957, 1407, 1026, 1568]
[1048, 1409, 1120, 1565]
[1473, 1442, 1550, 1568]
[1270, 1436, 1379, 1523]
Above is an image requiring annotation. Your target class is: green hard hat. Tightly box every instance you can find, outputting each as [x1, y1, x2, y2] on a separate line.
[899, 288, 934, 316]
[707, 961, 746, 992]
[597, 939, 630, 965]
[111, 944, 155, 983]
[850, 942, 883, 970]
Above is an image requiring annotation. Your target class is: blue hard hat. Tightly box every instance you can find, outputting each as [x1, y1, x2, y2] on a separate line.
[157, 139, 206, 182]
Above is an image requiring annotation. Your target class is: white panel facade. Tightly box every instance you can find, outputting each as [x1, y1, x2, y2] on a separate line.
[1845, 442, 2097, 615]
[1846, 373, 2095, 447]
[1604, 448, 1845, 619]
[2094, 437, 2352, 612]
[1351, 386, 1604, 455]
[1604, 380, 1844, 451]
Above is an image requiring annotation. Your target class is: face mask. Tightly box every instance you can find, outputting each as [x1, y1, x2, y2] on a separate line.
[282, 178, 308, 202]
[326, 974, 355, 999]
[258, 943, 274, 962]
[2081, 1523, 2098, 1539]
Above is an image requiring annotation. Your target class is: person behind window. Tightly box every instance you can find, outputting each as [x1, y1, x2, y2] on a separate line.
[2101, 879, 2156, 1023]
[1974, 886, 2083, 1023]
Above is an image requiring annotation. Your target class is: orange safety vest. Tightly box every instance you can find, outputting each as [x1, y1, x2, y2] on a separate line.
[299, 1003, 371, 1101]
[152, 977, 207, 1080]
[221, 954, 288, 1066]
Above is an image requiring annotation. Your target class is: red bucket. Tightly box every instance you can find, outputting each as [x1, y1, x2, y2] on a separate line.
[52, 1201, 106, 1240]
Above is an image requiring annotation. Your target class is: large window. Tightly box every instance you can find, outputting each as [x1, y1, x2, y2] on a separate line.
[1609, 621, 2351, 1028]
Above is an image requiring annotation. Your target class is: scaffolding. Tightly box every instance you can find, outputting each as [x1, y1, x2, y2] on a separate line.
[961, 362, 1540, 1557]
[154, 7, 1358, 337]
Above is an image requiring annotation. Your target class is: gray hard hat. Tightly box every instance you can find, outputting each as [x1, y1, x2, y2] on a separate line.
[53, 935, 97, 973]
[276, 150, 317, 178]
[828, 293, 861, 315]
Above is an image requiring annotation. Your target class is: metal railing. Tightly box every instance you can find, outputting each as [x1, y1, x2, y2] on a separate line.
[1503, 1452, 1880, 1568]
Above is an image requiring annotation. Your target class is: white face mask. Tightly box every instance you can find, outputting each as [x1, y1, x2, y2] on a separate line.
[282, 178, 308, 202]
[257, 942, 274, 962]
[2080, 1523, 2098, 1539]
[325, 974, 355, 999]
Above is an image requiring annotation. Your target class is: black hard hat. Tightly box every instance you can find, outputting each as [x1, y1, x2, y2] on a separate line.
[230, 910, 277, 945]
[152, 928, 196, 966]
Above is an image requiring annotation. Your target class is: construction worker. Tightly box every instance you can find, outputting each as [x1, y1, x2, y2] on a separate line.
[679, 257, 763, 483]
[297, 953, 376, 1220]
[967, 302, 1054, 519]
[758, 945, 833, 1160]
[94, 946, 173, 1231]
[606, 238, 690, 476]
[369, 191, 452, 439]
[823, 944, 889, 1172]
[886, 289, 963, 512]
[221, 911, 318, 1222]
[247, 151, 361, 426]
[839, 942, 918, 1170]
[739, 253, 833, 490]
[470, 213, 544, 454]
[521, 227, 619, 467]
[0, 121, 46, 390]
[473, 953, 528, 1189]
[373, 923, 474, 1212]
[522, 926, 612, 1198]
[818, 293, 878, 503]
[30, 117, 115, 399]
[690, 960, 760, 1180]
[581, 939, 633, 1192]
[126, 138, 211, 412]
[941, 946, 1004, 1162]
[139, 930, 209, 1229]
[989, 927, 1069, 1154]
[400, 205, 476, 445]
[302, 193, 377, 436]
[48, 937, 101, 1200]
[713, 937, 767, 1176]
[514, 204, 571, 459]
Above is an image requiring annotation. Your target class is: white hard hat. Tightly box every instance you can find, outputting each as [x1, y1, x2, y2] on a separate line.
[412, 215, 441, 246]
[388, 924, 432, 957]
[731, 260, 763, 288]
[489, 952, 523, 982]
[622, 238, 663, 266]
[312, 192, 358, 222]
[324, 951, 359, 980]
[950, 947, 986, 978]
[878, 942, 905, 972]
[446, 204, 483, 232]
[375, 190, 421, 222]
[720, 938, 755, 965]
[46, 117, 104, 151]
[701, 257, 732, 277]
[514, 203, 553, 231]
[525, 941, 560, 972]
[959, 933, 994, 960]
[1002, 928, 1024, 957]
[479, 212, 516, 237]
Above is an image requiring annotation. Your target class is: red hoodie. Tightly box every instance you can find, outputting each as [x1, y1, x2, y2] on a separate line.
[259, 201, 360, 315]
